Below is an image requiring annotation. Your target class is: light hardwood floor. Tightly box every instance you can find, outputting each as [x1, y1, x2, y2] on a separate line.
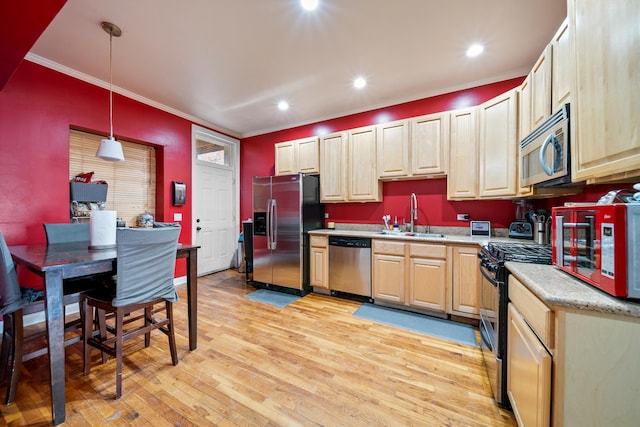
[1, 270, 515, 426]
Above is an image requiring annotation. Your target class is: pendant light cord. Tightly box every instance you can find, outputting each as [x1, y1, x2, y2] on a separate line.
[109, 30, 114, 139]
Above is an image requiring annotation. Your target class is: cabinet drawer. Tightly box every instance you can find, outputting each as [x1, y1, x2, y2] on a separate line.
[408, 243, 446, 259]
[509, 276, 554, 350]
[310, 235, 327, 248]
[373, 239, 406, 256]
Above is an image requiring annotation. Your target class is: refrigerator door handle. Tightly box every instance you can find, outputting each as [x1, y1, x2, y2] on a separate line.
[271, 199, 277, 249]
[266, 199, 273, 249]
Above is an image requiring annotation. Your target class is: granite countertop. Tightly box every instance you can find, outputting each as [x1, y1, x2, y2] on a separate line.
[506, 262, 640, 318]
[308, 228, 517, 245]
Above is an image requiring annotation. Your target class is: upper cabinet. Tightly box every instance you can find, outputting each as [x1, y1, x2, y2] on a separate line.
[569, 0, 640, 182]
[478, 89, 518, 198]
[530, 46, 552, 130]
[348, 126, 382, 202]
[319, 132, 348, 202]
[448, 107, 478, 200]
[551, 18, 572, 114]
[377, 114, 448, 180]
[274, 136, 319, 176]
[320, 127, 381, 203]
[411, 112, 449, 177]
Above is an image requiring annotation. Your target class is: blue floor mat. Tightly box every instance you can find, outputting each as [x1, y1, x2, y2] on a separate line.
[354, 303, 477, 347]
[244, 289, 301, 308]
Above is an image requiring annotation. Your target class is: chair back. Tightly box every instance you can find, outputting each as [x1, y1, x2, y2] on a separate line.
[113, 227, 181, 307]
[0, 233, 28, 315]
[43, 223, 90, 244]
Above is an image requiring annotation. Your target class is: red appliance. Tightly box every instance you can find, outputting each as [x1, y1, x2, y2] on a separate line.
[552, 204, 640, 298]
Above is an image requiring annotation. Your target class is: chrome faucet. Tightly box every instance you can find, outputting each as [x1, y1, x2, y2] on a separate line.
[409, 192, 418, 232]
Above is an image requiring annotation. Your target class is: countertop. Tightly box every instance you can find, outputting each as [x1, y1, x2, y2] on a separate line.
[309, 228, 516, 245]
[506, 261, 640, 318]
[309, 227, 640, 319]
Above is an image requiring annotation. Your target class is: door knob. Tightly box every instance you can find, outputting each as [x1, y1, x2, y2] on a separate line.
[196, 226, 202, 231]
[196, 218, 200, 223]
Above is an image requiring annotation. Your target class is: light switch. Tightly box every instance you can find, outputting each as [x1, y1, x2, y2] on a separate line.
[173, 213, 182, 221]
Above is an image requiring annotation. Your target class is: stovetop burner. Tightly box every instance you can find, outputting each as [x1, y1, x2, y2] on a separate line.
[482, 242, 552, 265]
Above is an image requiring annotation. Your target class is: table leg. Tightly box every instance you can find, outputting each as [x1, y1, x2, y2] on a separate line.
[44, 269, 66, 425]
[186, 248, 198, 350]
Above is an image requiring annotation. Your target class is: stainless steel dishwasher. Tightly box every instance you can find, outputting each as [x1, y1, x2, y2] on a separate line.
[328, 236, 372, 297]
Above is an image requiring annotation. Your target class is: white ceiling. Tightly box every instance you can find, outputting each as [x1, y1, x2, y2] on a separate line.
[29, 0, 567, 138]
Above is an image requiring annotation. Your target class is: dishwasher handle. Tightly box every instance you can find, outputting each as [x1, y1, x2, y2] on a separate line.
[328, 236, 371, 248]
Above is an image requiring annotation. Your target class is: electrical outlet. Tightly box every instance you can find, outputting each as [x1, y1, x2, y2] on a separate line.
[173, 213, 182, 221]
[324, 213, 329, 219]
[457, 213, 469, 221]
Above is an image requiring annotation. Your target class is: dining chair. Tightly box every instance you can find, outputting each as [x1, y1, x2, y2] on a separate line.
[81, 226, 181, 399]
[43, 222, 90, 244]
[0, 232, 81, 405]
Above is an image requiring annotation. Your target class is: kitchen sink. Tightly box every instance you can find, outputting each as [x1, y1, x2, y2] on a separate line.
[379, 230, 446, 239]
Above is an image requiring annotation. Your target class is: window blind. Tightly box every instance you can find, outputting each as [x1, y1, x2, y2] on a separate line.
[69, 130, 156, 227]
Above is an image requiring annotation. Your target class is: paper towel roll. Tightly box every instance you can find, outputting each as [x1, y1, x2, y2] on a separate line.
[89, 210, 117, 250]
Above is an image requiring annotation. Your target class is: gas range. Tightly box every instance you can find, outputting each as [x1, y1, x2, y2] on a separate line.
[479, 242, 552, 283]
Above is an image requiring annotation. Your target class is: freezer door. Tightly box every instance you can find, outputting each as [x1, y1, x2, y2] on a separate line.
[252, 176, 272, 284]
[271, 174, 303, 289]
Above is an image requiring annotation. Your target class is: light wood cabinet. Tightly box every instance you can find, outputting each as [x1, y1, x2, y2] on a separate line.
[320, 128, 381, 203]
[274, 136, 319, 176]
[569, 0, 640, 182]
[478, 89, 518, 198]
[411, 112, 449, 177]
[447, 107, 478, 200]
[377, 119, 410, 179]
[372, 240, 406, 304]
[309, 235, 328, 289]
[348, 126, 382, 202]
[551, 18, 572, 113]
[450, 245, 480, 318]
[531, 46, 552, 131]
[319, 132, 348, 202]
[407, 243, 448, 313]
[507, 303, 552, 427]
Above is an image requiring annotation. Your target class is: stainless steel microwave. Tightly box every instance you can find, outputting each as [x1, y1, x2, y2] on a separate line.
[520, 104, 571, 187]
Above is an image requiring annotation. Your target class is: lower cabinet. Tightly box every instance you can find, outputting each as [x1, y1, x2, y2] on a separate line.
[450, 245, 481, 318]
[372, 239, 448, 314]
[309, 235, 328, 289]
[508, 276, 553, 427]
[372, 240, 406, 303]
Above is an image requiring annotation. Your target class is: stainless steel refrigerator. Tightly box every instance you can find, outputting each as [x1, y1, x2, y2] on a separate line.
[252, 173, 324, 294]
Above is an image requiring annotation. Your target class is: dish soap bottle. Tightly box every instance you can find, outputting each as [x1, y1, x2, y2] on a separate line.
[393, 216, 399, 231]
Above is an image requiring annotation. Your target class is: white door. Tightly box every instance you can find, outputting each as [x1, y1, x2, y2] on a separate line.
[192, 125, 239, 275]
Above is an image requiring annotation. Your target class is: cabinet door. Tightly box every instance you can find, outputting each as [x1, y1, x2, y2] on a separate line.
[478, 89, 518, 198]
[448, 108, 478, 200]
[551, 18, 572, 113]
[297, 136, 320, 174]
[320, 132, 348, 202]
[569, 0, 640, 182]
[507, 304, 552, 427]
[348, 126, 382, 202]
[409, 257, 447, 313]
[310, 246, 328, 289]
[377, 120, 410, 179]
[373, 253, 405, 303]
[274, 141, 297, 176]
[451, 245, 480, 317]
[531, 46, 552, 130]
[517, 76, 534, 197]
[411, 112, 449, 177]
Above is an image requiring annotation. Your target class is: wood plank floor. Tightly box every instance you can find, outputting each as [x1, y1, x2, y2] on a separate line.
[0, 270, 516, 426]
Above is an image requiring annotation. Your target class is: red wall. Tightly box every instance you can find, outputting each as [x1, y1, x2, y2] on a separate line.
[240, 78, 527, 229]
[0, 61, 198, 282]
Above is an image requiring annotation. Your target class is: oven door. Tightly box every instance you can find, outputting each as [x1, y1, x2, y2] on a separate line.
[479, 261, 509, 407]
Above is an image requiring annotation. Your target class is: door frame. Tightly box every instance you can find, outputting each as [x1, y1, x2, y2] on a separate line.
[191, 124, 240, 250]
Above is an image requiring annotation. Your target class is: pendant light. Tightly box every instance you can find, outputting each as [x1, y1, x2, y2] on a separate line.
[96, 22, 125, 162]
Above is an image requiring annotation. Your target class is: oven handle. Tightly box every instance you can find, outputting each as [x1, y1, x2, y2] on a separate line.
[479, 262, 500, 287]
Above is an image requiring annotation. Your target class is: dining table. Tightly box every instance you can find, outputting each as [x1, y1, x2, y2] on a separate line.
[8, 241, 200, 426]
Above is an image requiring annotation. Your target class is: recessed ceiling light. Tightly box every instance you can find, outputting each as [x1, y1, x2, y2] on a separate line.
[466, 44, 484, 57]
[353, 76, 367, 89]
[300, 0, 319, 11]
[277, 100, 289, 111]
